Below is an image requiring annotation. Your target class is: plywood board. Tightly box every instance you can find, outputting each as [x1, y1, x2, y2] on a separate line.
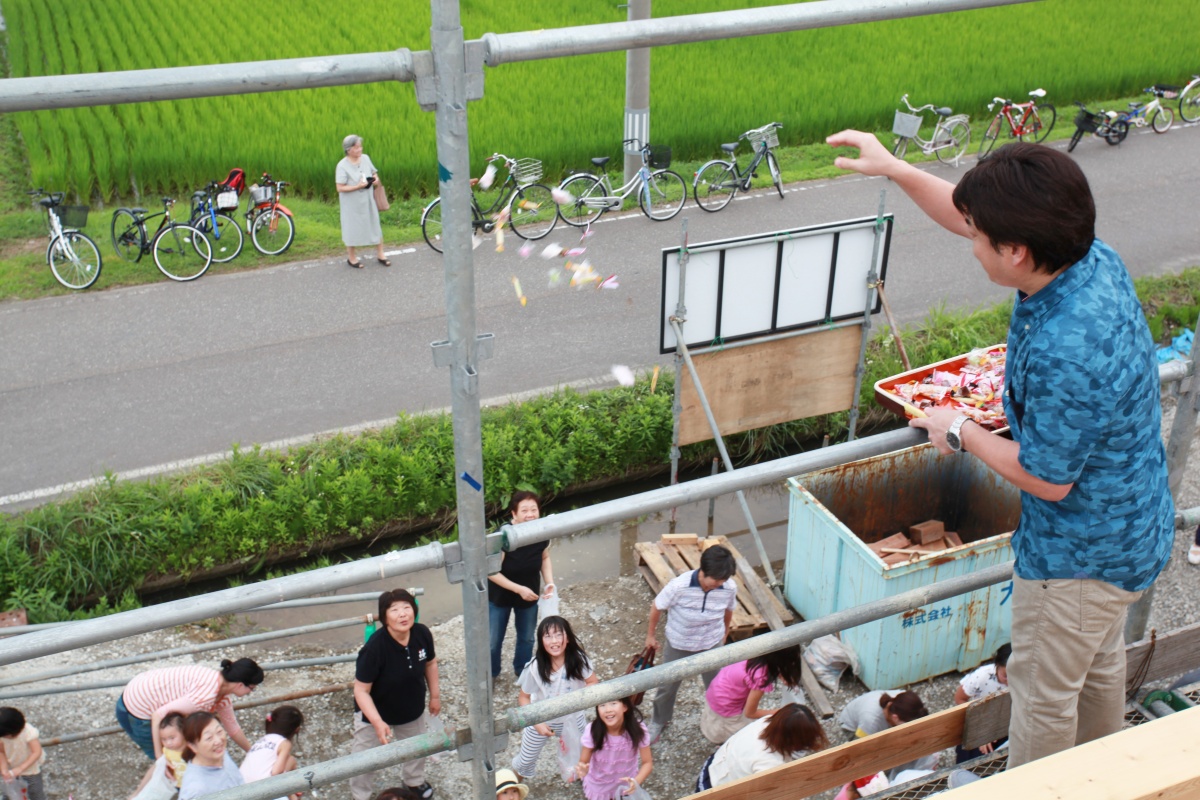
[678, 326, 862, 446]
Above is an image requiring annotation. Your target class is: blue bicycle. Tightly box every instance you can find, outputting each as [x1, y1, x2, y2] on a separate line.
[188, 182, 245, 263]
[1106, 86, 1177, 145]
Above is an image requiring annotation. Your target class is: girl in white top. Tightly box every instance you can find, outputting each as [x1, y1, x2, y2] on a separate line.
[512, 616, 598, 780]
[696, 704, 827, 790]
[240, 706, 304, 800]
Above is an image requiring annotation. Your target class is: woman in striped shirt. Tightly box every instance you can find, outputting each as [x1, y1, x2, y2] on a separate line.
[117, 658, 263, 761]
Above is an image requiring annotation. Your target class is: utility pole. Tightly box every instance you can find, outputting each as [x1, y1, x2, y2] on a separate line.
[623, 0, 650, 185]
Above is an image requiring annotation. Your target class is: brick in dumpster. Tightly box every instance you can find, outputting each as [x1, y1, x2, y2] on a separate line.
[909, 519, 946, 545]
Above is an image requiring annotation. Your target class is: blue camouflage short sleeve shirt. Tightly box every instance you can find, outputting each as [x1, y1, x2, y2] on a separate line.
[1004, 239, 1173, 592]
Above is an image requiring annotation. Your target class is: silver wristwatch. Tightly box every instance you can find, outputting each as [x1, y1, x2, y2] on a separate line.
[945, 415, 969, 452]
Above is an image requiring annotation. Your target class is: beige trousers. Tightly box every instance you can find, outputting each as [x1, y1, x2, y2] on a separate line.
[699, 703, 753, 745]
[1006, 576, 1141, 769]
[349, 711, 428, 800]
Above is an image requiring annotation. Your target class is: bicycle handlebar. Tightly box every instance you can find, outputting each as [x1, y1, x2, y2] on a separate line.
[899, 94, 937, 114]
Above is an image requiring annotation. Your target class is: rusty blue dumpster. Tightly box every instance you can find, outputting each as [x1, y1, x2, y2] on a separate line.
[785, 443, 1020, 689]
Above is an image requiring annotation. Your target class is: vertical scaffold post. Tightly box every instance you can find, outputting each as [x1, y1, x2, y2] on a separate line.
[669, 218, 688, 525]
[847, 188, 887, 442]
[428, 2, 496, 798]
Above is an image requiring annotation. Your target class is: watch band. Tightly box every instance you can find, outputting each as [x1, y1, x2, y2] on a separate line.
[946, 415, 969, 452]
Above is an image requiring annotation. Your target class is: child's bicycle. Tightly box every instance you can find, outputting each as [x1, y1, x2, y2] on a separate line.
[420, 153, 558, 253]
[29, 189, 102, 290]
[110, 197, 214, 281]
[188, 182, 245, 263]
[978, 89, 1056, 160]
[1068, 102, 1126, 152]
[557, 139, 687, 226]
[890, 94, 970, 166]
[692, 122, 784, 212]
[244, 173, 295, 256]
[1110, 86, 1177, 138]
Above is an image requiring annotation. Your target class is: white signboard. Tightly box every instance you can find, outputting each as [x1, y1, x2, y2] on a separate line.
[659, 216, 893, 354]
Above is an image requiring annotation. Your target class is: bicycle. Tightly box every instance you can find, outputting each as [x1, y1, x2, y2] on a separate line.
[977, 89, 1056, 160]
[421, 153, 558, 253]
[188, 182, 244, 263]
[692, 122, 785, 212]
[1179, 74, 1200, 123]
[244, 173, 295, 256]
[1068, 102, 1126, 152]
[29, 188, 102, 290]
[557, 139, 687, 226]
[889, 94, 970, 166]
[110, 197, 213, 281]
[1110, 86, 1177, 138]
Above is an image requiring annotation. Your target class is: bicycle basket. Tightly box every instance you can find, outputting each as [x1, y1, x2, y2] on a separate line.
[59, 205, 89, 228]
[512, 158, 543, 185]
[249, 184, 275, 205]
[216, 190, 239, 210]
[892, 111, 922, 138]
[747, 126, 780, 149]
[1074, 108, 1104, 133]
[646, 145, 672, 169]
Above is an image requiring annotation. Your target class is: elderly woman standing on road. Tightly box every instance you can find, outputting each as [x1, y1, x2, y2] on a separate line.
[336, 134, 389, 268]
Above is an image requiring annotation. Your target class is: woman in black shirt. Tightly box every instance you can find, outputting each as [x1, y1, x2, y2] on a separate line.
[489, 492, 555, 680]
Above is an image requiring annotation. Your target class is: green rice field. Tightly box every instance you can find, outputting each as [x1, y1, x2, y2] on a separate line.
[4, 0, 1195, 202]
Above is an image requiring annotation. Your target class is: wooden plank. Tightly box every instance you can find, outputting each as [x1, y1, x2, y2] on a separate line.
[868, 532, 911, 556]
[678, 325, 862, 446]
[694, 703, 967, 800]
[634, 542, 677, 592]
[637, 565, 664, 597]
[909, 519, 946, 545]
[713, 536, 793, 623]
[941, 708, 1200, 799]
[662, 533, 700, 545]
[961, 691, 1012, 750]
[657, 541, 692, 577]
[1126, 620, 1200, 686]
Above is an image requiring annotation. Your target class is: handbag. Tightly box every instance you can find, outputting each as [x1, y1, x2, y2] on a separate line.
[373, 179, 390, 211]
[624, 646, 656, 706]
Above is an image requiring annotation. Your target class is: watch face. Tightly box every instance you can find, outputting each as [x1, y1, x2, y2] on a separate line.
[946, 431, 962, 451]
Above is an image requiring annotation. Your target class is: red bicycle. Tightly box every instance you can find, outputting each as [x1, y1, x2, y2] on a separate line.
[244, 173, 295, 255]
[978, 88, 1056, 160]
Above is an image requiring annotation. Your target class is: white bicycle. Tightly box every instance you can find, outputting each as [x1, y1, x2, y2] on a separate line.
[557, 138, 687, 226]
[1178, 74, 1200, 123]
[29, 188, 102, 290]
[891, 94, 971, 166]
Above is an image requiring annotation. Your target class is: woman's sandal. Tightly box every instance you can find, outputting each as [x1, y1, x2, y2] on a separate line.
[348, 259, 364, 269]
[376, 257, 392, 267]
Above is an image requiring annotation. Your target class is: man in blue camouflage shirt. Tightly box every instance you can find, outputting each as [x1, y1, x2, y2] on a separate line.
[827, 133, 1173, 768]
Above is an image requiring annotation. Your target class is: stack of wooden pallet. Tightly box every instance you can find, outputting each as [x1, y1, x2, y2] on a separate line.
[868, 519, 964, 567]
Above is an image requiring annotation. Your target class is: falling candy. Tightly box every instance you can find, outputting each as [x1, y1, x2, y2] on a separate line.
[598, 274, 619, 289]
[479, 163, 497, 190]
[547, 268, 562, 287]
[650, 365, 661, 394]
[566, 246, 587, 257]
[511, 276, 527, 307]
[519, 241, 534, 258]
[495, 225, 505, 253]
[551, 187, 574, 205]
[541, 243, 564, 259]
[612, 365, 635, 387]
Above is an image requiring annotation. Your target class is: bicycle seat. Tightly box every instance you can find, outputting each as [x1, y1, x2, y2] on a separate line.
[130, 208, 147, 215]
[38, 198, 55, 208]
[935, 107, 952, 116]
[1128, 102, 1143, 110]
[721, 143, 738, 153]
[192, 190, 207, 199]
[591, 156, 611, 168]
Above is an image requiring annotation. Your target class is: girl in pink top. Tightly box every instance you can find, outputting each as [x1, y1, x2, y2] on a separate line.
[702, 645, 803, 744]
[576, 698, 652, 800]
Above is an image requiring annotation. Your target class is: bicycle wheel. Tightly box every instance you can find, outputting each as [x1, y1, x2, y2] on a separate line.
[153, 224, 212, 281]
[693, 160, 737, 212]
[420, 198, 444, 253]
[250, 209, 295, 256]
[1180, 81, 1200, 123]
[1021, 103, 1056, 143]
[892, 137, 909, 159]
[639, 169, 686, 221]
[194, 213, 244, 263]
[978, 115, 1003, 160]
[509, 184, 558, 241]
[934, 119, 971, 165]
[765, 152, 784, 198]
[49, 231, 102, 290]
[1151, 106, 1174, 133]
[110, 208, 144, 262]
[1105, 121, 1130, 145]
[1068, 127, 1085, 153]
[557, 174, 605, 227]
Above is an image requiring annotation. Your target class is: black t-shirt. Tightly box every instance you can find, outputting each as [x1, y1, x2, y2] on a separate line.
[488, 541, 549, 609]
[354, 623, 436, 725]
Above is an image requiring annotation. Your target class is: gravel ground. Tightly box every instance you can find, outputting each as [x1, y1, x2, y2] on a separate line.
[6, 397, 1200, 800]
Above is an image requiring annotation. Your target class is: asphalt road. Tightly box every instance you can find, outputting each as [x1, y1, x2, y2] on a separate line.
[2, 124, 1197, 505]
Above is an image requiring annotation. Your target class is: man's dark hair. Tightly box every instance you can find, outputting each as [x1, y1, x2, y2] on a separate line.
[0, 707, 25, 737]
[995, 643, 1012, 669]
[699, 544, 736, 582]
[379, 588, 419, 622]
[952, 142, 1095, 274]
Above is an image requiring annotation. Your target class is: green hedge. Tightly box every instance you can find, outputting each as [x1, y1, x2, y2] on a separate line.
[5, 268, 1200, 621]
